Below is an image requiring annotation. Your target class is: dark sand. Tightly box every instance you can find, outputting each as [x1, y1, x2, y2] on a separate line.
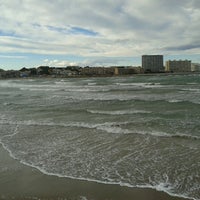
[0, 144, 189, 200]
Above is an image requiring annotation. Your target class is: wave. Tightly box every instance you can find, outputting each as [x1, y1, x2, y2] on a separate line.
[135, 130, 200, 140]
[115, 82, 164, 88]
[1, 119, 199, 140]
[0, 114, 7, 120]
[3, 102, 13, 106]
[136, 130, 172, 137]
[166, 99, 200, 105]
[0, 80, 75, 91]
[0, 80, 109, 93]
[187, 82, 198, 85]
[20, 85, 110, 93]
[20, 87, 59, 92]
[87, 82, 96, 86]
[0, 119, 131, 134]
[167, 99, 184, 103]
[87, 109, 151, 115]
[171, 133, 200, 140]
[59, 94, 200, 105]
[181, 88, 200, 93]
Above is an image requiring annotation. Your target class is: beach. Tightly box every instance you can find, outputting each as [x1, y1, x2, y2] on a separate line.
[0, 144, 189, 200]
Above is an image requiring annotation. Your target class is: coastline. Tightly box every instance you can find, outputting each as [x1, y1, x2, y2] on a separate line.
[0, 66, 200, 80]
[0, 143, 190, 200]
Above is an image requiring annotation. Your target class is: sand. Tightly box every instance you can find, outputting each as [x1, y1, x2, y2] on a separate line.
[0, 144, 189, 200]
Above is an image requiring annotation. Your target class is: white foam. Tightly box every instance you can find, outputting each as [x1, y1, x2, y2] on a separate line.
[137, 184, 195, 200]
[172, 133, 200, 140]
[88, 82, 96, 86]
[0, 125, 197, 200]
[0, 143, 195, 200]
[79, 196, 89, 200]
[134, 130, 200, 140]
[96, 125, 132, 134]
[182, 88, 200, 93]
[3, 102, 12, 106]
[1, 119, 199, 140]
[136, 130, 172, 137]
[115, 82, 163, 88]
[168, 99, 183, 103]
[0, 120, 131, 135]
[187, 82, 198, 85]
[87, 109, 151, 115]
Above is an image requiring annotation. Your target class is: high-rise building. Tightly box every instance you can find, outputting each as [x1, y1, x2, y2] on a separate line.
[142, 55, 164, 73]
[165, 60, 191, 72]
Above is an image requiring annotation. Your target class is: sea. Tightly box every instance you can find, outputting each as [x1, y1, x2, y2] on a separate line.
[0, 74, 200, 200]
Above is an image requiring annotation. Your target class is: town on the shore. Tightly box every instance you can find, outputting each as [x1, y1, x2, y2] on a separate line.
[1, 55, 200, 79]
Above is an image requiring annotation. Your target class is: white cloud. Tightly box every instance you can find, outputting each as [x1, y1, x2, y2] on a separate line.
[0, 55, 27, 59]
[42, 59, 80, 67]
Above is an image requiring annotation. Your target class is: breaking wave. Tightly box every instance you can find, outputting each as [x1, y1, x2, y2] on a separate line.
[0, 119, 199, 140]
[87, 109, 151, 115]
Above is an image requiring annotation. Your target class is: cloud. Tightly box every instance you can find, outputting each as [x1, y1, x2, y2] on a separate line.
[70, 27, 98, 36]
[42, 56, 137, 67]
[0, 55, 27, 59]
[163, 43, 200, 51]
[43, 59, 80, 67]
[1, 0, 200, 66]
[46, 25, 98, 36]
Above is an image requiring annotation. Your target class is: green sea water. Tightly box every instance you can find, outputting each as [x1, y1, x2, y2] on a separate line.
[0, 74, 200, 200]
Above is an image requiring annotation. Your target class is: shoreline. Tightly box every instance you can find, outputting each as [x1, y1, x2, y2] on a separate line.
[0, 71, 200, 80]
[0, 143, 191, 200]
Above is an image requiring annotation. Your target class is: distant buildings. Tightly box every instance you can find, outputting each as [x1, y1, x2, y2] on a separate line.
[191, 63, 200, 72]
[165, 60, 191, 72]
[80, 67, 114, 76]
[113, 66, 143, 75]
[1, 55, 200, 79]
[141, 55, 197, 73]
[0, 69, 20, 78]
[142, 55, 164, 73]
[79, 66, 142, 76]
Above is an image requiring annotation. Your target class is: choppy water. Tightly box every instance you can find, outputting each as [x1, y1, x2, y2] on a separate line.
[0, 74, 200, 200]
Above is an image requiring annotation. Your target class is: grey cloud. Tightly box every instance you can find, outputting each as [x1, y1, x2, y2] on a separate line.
[1, 0, 200, 57]
[164, 43, 200, 51]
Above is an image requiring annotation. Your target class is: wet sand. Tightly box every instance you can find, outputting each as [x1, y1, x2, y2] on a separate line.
[0, 144, 189, 200]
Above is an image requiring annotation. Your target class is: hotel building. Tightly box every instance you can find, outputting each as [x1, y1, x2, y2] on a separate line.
[142, 55, 164, 73]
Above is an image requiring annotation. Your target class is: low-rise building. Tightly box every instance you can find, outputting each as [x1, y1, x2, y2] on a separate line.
[50, 67, 78, 77]
[113, 66, 142, 75]
[191, 63, 200, 72]
[80, 67, 114, 76]
[19, 67, 31, 77]
[165, 60, 191, 72]
[0, 70, 20, 78]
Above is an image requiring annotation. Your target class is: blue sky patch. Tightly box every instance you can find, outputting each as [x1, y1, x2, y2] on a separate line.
[70, 26, 98, 36]
[46, 25, 67, 34]
[46, 25, 98, 36]
[0, 30, 18, 37]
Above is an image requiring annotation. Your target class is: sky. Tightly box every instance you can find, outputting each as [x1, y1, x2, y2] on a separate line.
[0, 0, 200, 70]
